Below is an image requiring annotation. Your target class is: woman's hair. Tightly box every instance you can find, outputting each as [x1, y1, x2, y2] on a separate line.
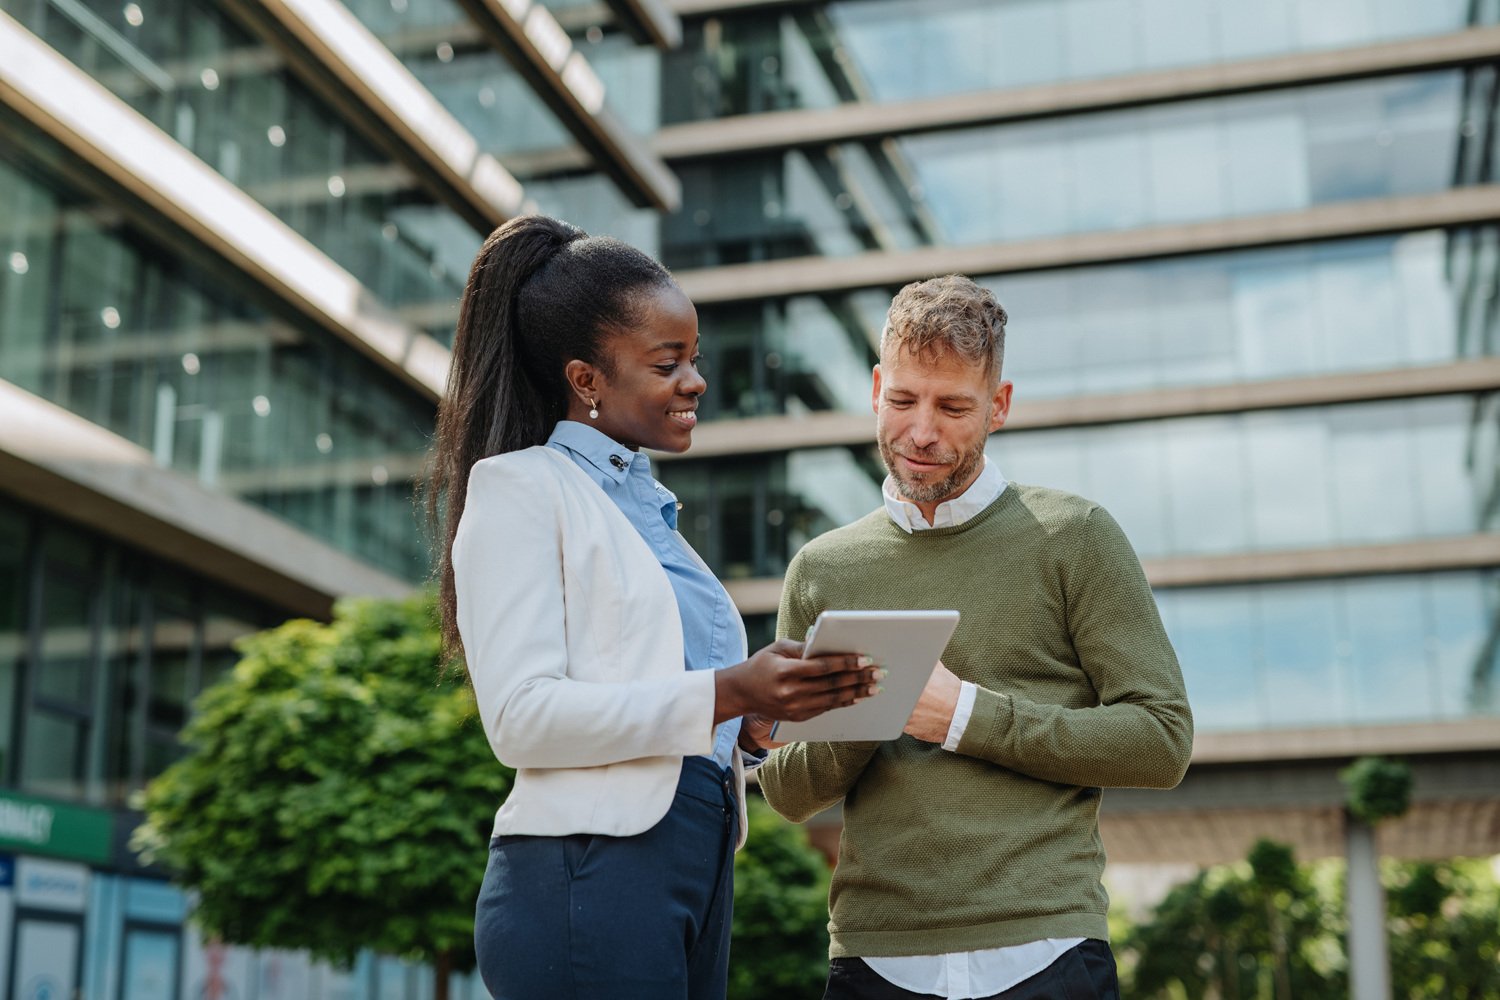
[428, 215, 676, 661]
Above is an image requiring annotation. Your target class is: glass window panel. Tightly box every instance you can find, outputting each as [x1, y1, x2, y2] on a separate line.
[36, 569, 93, 707]
[1343, 577, 1437, 723]
[667, 70, 1479, 268]
[0, 500, 24, 779]
[1143, 105, 1225, 224]
[6, 0, 475, 316]
[122, 927, 181, 1000]
[22, 710, 87, 798]
[1428, 575, 1496, 717]
[1257, 585, 1344, 727]
[1158, 589, 1262, 731]
[1063, 0, 1139, 80]
[1162, 418, 1249, 555]
[0, 137, 434, 581]
[663, 0, 1491, 121]
[1165, 571, 1500, 733]
[1244, 411, 1335, 550]
[1327, 402, 1420, 544]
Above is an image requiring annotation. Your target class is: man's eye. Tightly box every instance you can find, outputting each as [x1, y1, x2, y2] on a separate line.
[888, 399, 913, 408]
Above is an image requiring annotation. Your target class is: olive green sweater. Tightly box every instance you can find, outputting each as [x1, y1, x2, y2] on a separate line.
[758, 484, 1193, 959]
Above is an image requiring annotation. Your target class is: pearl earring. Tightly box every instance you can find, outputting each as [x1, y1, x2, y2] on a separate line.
[588, 398, 599, 420]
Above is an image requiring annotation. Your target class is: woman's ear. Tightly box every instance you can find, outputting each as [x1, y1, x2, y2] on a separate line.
[564, 358, 602, 402]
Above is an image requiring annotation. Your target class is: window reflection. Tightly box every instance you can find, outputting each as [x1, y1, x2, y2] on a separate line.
[669, 394, 1497, 575]
[992, 394, 1493, 559]
[1157, 571, 1500, 732]
[694, 228, 1491, 422]
[0, 144, 434, 581]
[664, 69, 1477, 268]
[3, 497, 276, 805]
[662, 0, 1489, 122]
[662, 447, 883, 579]
[4, 0, 475, 318]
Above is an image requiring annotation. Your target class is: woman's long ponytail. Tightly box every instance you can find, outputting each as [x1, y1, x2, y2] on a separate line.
[428, 216, 582, 661]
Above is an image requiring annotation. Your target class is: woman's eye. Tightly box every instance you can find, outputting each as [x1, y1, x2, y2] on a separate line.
[655, 363, 677, 373]
[691, 354, 704, 370]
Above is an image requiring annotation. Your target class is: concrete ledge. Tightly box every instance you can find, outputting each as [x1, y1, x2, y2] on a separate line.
[0, 11, 450, 402]
[1192, 718, 1500, 765]
[0, 379, 412, 619]
[675, 187, 1500, 304]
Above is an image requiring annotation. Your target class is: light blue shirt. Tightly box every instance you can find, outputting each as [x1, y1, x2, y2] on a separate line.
[547, 421, 742, 768]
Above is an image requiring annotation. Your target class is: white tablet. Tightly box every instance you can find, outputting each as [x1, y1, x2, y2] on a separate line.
[769, 610, 960, 743]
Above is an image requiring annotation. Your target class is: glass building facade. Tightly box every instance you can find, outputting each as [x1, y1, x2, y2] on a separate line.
[4, 0, 1499, 993]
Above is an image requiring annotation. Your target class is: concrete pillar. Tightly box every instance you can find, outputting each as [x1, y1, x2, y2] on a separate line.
[1345, 816, 1391, 1000]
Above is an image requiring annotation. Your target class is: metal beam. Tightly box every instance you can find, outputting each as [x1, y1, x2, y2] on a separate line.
[0, 11, 449, 402]
[450, 0, 681, 211]
[0, 380, 411, 620]
[604, 0, 683, 48]
[721, 534, 1500, 614]
[225, 0, 525, 231]
[675, 186, 1500, 304]
[653, 25, 1500, 159]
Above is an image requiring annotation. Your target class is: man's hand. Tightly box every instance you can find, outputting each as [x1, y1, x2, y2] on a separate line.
[738, 715, 788, 752]
[903, 661, 961, 743]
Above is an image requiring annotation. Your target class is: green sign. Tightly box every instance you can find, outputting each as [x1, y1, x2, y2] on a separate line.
[0, 790, 113, 864]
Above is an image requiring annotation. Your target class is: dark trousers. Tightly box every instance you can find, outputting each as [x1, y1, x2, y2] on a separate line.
[822, 939, 1121, 1000]
[474, 757, 739, 1000]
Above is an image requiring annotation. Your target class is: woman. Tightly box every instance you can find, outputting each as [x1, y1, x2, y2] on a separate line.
[430, 215, 879, 1000]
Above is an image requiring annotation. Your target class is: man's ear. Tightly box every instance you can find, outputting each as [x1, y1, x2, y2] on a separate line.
[871, 364, 883, 415]
[989, 380, 1014, 433]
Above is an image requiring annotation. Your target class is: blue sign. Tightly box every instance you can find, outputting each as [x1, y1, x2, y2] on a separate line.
[0, 852, 14, 888]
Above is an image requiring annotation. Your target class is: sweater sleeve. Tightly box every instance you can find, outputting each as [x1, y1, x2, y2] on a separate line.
[454, 459, 716, 770]
[756, 550, 881, 823]
[955, 505, 1193, 789]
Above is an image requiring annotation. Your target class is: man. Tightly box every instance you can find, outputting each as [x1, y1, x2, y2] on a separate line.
[758, 275, 1193, 1000]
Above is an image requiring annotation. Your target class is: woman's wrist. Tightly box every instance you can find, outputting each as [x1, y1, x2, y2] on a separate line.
[713, 664, 749, 725]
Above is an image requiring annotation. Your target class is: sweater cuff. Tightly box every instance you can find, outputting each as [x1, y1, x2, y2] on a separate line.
[955, 684, 1013, 762]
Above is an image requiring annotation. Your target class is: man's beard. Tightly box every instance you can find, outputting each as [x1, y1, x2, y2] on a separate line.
[878, 430, 988, 506]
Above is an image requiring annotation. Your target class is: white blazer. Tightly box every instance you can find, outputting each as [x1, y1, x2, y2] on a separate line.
[452, 445, 750, 848]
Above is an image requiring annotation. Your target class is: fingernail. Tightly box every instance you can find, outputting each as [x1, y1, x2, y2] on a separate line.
[868, 685, 882, 697]
[857, 655, 874, 667]
[875, 668, 889, 681]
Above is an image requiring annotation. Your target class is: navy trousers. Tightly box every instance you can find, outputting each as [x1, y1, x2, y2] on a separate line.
[474, 757, 739, 1000]
[822, 940, 1121, 1000]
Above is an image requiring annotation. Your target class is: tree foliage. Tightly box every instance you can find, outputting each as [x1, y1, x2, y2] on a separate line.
[1122, 839, 1500, 1000]
[729, 794, 834, 1000]
[133, 594, 511, 974]
[1340, 756, 1414, 825]
[1127, 838, 1343, 1000]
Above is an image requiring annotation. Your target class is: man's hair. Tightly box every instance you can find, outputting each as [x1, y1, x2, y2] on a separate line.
[880, 274, 1007, 383]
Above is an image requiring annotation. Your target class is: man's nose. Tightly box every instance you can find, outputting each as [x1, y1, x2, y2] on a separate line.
[908, 409, 941, 447]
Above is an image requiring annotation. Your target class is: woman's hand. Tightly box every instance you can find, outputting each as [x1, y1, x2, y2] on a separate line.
[714, 638, 880, 726]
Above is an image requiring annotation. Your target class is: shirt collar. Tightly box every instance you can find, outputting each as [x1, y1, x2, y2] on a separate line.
[882, 457, 1008, 534]
[547, 420, 647, 485]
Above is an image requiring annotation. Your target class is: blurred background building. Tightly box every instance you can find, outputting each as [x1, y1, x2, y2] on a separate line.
[2, 0, 1499, 996]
